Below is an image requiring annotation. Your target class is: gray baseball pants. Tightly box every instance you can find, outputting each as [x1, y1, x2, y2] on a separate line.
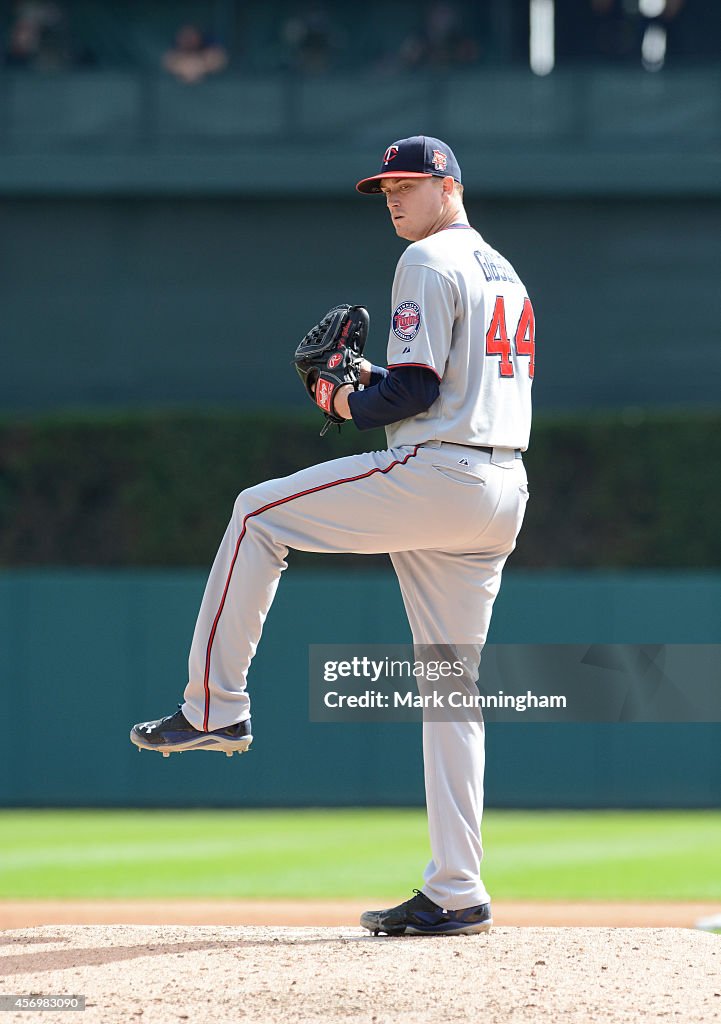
[182, 440, 528, 910]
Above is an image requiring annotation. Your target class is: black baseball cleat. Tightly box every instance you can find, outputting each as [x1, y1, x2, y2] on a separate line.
[130, 707, 252, 758]
[360, 889, 492, 937]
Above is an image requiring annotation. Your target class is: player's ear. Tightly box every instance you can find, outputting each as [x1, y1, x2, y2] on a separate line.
[441, 176, 455, 197]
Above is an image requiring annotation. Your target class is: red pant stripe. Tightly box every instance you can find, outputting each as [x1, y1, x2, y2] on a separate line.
[201, 445, 421, 730]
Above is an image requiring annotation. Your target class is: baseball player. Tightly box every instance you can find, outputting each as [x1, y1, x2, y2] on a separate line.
[131, 135, 533, 937]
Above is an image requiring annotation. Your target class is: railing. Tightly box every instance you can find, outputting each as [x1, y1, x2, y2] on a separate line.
[0, 67, 719, 152]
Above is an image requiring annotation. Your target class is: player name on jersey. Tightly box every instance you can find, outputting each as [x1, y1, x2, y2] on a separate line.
[474, 249, 519, 285]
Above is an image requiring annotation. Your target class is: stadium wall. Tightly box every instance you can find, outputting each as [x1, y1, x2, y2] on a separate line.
[2, 194, 720, 413]
[1, 569, 719, 808]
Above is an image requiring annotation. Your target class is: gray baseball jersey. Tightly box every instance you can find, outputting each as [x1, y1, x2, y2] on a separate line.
[386, 225, 534, 450]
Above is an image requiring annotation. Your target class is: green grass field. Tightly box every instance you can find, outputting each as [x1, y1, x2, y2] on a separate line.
[1, 809, 719, 902]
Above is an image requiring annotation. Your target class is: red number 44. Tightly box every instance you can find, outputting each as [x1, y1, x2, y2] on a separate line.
[485, 296, 535, 378]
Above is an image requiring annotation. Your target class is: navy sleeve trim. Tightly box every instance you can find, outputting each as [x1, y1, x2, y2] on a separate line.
[387, 361, 442, 382]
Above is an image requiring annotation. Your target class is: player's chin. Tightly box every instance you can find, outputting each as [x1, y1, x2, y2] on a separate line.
[393, 220, 416, 241]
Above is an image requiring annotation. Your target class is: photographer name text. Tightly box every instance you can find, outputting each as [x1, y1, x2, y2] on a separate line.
[322, 689, 566, 712]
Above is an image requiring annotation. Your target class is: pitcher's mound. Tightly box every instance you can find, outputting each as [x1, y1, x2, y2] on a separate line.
[1, 925, 719, 1023]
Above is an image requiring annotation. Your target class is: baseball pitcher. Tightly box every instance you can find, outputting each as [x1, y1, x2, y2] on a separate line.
[131, 135, 534, 937]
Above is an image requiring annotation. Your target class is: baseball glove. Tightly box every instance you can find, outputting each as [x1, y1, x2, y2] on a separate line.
[294, 304, 369, 436]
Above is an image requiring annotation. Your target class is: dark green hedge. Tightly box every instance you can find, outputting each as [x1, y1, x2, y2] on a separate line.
[0, 409, 719, 567]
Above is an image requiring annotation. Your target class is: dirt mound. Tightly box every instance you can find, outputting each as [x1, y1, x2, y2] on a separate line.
[1, 925, 718, 1023]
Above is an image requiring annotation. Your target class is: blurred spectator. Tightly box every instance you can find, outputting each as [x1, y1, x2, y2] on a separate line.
[426, 1, 479, 65]
[4, 16, 39, 68]
[162, 24, 228, 84]
[4, 1, 96, 70]
[4, 1, 81, 70]
[390, 2, 479, 73]
[281, 4, 345, 74]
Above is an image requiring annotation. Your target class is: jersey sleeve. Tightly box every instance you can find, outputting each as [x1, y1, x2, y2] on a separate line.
[348, 365, 440, 430]
[387, 262, 457, 381]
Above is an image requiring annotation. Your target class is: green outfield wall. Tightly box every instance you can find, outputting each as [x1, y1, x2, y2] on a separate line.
[1, 195, 720, 414]
[0, 569, 718, 809]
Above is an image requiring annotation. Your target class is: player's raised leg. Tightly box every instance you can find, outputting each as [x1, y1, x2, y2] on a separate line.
[131, 443, 455, 754]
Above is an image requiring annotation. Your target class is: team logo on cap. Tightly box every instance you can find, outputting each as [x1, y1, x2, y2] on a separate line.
[432, 149, 447, 172]
[383, 145, 399, 165]
[393, 301, 421, 341]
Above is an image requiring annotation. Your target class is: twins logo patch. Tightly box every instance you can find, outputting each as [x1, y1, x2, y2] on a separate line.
[392, 301, 421, 341]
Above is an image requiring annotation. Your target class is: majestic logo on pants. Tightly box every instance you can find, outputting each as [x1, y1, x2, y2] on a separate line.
[393, 301, 421, 341]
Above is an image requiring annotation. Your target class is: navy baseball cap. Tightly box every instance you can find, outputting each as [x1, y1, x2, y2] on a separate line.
[356, 136, 462, 194]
